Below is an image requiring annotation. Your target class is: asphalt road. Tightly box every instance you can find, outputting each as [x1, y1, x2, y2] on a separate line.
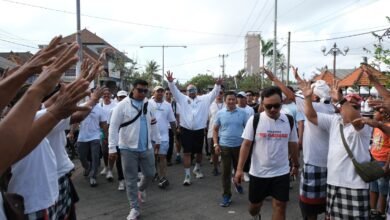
[73, 157, 320, 220]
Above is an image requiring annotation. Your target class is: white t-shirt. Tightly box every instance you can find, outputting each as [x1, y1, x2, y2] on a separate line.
[317, 113, 372, 189]
[207, 101, 225, 138]
[101, 102, 117, 124]
[149, 100, 176, 142]
[0, 194, 6, 220]
[46, 117, 75, 177]
[238, 105, 254, 122]
[77, 105, 107, 142]
[242, 112, 298, 178]
[8, 138, 58, 213]
[302, 103, 335, 167]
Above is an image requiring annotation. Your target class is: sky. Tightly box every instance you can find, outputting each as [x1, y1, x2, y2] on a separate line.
[0, 0, 389, 83]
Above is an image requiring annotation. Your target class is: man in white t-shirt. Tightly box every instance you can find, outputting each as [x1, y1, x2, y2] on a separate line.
[235, 86, 299, 220]
[301, 80, 373, 219]
[207, 89, 225, 176]
[100, 88, 117, 180]
[150, 86, 177, 189]
[77, 96, 108, 187]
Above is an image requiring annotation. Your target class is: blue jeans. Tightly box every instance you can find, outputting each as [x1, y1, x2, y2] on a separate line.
[370, 161, 389, 195]
[121, 149, 155, 210]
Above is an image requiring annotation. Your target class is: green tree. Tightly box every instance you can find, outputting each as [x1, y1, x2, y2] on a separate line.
[185, 74, 215, 92]
[261, 39, 274, 67]
[142, 60, 162, 87]
[111, 53, 138, 90]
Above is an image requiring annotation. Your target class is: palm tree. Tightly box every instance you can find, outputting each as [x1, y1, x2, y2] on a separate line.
[143, 60, 161, 86]
[261, 39, 274, 67]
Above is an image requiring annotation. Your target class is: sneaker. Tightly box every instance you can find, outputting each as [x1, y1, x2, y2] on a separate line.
[219, 195, 232, 207]
[158, 177, 170, 189]
[209, 158, 213, 164]
[118, 180, 125, 191]
[193, 169, 204, 179]
[370, 209, 378, 219]
[212, 168, 220, 176]
[252, 214, 261, 220]
[106, 170, 113, 181]
[100, 167, 107, 175]
[232, 178, 244, 194]
[183, 174, 191, 186]
[175, 155, 182, 164]
[127, 208, 140, 220]
[244, 172, 250, 182]
[138, 190, 146, 203]
[89, 178, 97, 187]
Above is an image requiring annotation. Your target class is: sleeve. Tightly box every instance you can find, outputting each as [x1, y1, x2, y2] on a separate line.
[214, 111, 221, 126]
[241, 115, 255, 141]
[108, 104, 124, 153]
[296, 111, 305, 122]
[295, 97, 305, 113]
[317, 112, 334, 132]
[49, 117, 71, 134]
[203, 84, 221, 105]
[288, 121, 299, 142]
[168, 81, 188, 106]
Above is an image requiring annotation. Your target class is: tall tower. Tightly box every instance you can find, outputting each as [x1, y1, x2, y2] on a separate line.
[245, 32, 261, 75]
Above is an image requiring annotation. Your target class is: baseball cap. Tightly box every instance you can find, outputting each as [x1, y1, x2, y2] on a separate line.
[153, 86, 164, 92]
[117, 90, 128, 97]
[237, 91, 247, 98]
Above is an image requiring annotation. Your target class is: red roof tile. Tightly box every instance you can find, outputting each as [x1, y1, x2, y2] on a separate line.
[338, 64, 388, 87]
[312, 70, 340, 85]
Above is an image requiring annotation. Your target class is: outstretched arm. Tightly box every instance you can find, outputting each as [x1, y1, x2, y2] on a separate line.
[166, 70, 187, 105]
[299, 80, 318, 125]
[262, 67, 295, 102]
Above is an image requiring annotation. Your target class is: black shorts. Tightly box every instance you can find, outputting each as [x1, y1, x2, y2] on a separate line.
[181, 128, 204, 154]
[299, 200, 326, 217]
[249, 173, 290, 203]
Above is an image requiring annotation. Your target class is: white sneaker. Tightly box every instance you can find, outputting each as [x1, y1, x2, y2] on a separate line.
[138, 190, 146, 203]
[244, 172, 250, 182]
[89, 178, 97, 187]
[118, 180, 125, 191]
[100, 167, 107, 175]
[126, 208, 140, 220]
[193, 169, 204, 179]
[183, 174, 191, 186]
[106, 170, 113, 181]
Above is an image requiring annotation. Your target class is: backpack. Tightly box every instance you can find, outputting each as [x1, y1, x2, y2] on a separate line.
[252, 113, 294, 140]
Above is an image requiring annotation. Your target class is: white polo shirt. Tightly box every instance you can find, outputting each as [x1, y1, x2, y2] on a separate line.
[78, 104, 107, 142]
[207, 101, 225, 138]
[149, 99, 176, 142]
[242, 112, 298, 178]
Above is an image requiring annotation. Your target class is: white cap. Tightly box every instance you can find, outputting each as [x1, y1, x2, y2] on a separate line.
[117, 90, 128, 97]
[237, 91, 247, 98]
[311, 80, 330, 101]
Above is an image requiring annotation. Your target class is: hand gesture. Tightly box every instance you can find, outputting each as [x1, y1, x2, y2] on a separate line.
[46, 78, 91, 120]
[261, 67, 275, 81]
[29, 42, 79, 98]
[165, 70, 175, 82]
[298, 80, 313, 98]
[330, 80, 342, 103]
[0, 66, 20, 81]
[215, 76, 223, 85]
[352, 117, 381, 128]
[90, 86, 104, 103]
[291, 65, 303, 83]
[214, 145, 221, 155]
[290, 167, 298, 179]
[234, 169, 243, 185]
[84, 61, 104, 83]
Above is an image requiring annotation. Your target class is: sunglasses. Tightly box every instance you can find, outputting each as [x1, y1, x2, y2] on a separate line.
[136, 88, 148, 94]
[264, 103, 282, 110]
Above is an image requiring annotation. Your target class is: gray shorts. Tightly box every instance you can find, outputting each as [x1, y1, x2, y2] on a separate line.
[158, 141, 169, 155]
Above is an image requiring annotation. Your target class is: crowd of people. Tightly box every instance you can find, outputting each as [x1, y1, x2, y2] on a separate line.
[1, 35, 390, 220]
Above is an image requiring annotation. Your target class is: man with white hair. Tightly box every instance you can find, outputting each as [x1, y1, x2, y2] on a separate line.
[166, 70, 222, 185]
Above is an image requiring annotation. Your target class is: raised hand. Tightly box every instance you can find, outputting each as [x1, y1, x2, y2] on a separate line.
[0, 66, 20, 81]
[29, 42, 79, 98]
[165, 70, 175, 82]
[291, 65, 303, 83]
[90, 86, 104, 103]
[261, 67, 275, 81]
[215, 76, 223, 85]
[298, 80, 313, 98]
[330, 80, 342, 102]
[46, 79, 91, 120]
[352, 117, 381, 127]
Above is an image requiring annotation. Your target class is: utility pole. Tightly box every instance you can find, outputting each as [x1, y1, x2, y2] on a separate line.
[75, 0, 83, 78]
[219, 54, 228, 78]
[286, 31, 291, 86]
[321, 43, 349, 78]
[140, 45, 187, 85]
[272, 0, 278, 77]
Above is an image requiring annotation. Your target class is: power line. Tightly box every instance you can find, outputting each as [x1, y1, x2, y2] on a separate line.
[247, 0, 270, 31]
[1, 0, 245, 38]
[291, 27, 389, 43]
[0, 38, 38, 49]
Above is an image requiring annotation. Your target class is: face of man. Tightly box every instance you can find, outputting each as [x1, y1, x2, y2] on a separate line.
[237, 96, 247, 107]
[165, 91, 172, 101]
[132, 84, 148, 101]
[117, 96, 126, 102]
[262, 94, 282, 119]
[246, 92, 254, 103]
[103, 89, 112, 104]
[216, 91, 224, 102]
[225, 94, 237, 110]
[187, 85, 197, 99]
[154, 89, 164, 102]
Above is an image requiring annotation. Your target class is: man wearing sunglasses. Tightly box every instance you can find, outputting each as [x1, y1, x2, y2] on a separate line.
[234, 86, 299, 220]
[108, 79, 161, 220]
[166, 70, 222, 186]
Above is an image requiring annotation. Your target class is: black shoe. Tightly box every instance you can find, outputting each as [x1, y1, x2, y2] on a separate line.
[158, 177, 169, 189]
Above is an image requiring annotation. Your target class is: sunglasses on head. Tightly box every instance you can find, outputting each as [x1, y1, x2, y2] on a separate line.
[136, 88, 148, 94]
[264, 103, 282, 110]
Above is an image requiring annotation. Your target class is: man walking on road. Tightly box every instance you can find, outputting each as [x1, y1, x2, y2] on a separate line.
[166, 70, 222, 185]
[235, 86, 299, 220]
[108, 79, 161, 220]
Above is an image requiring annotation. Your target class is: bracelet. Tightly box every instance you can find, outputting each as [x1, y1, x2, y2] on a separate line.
[213, 143, 219, 147]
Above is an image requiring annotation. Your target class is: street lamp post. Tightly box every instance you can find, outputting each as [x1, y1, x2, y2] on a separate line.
[140, 45, 187, 85]
[321, 43, 349, 78]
